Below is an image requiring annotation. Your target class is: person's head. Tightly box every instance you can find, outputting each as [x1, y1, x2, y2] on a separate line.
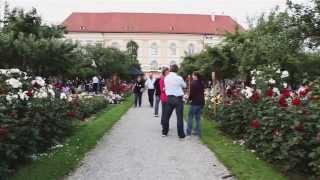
[192, 71, 201, 80]
[162, 67, 170, 76]
[170, 64, 179, 73]
[149, 74, 153, 79]
[137, 76, 141, 81]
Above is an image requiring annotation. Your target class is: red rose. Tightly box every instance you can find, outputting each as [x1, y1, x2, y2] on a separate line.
[251, 92, 261, 103]
[294, 122, 304, 132]
[0, 128, 9, 140]
[279, 95, 288, 107]
[26, 90, 33, 97]
[67, 111, 76, 118]
[266, 88, 273, 97]
[292, 98, 301, 106]
[299, 87, 309, 97]
[281, 88, 290, 98]
[251, 119, 261, 129]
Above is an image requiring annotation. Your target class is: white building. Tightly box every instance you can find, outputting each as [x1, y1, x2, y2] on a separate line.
[63, 12, 242, 72]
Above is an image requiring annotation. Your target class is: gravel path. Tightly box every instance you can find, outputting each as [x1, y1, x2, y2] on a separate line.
[67, 96, 234, 180]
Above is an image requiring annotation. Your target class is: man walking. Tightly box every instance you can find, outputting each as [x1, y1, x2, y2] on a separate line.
[145, 74, 155, 107]
[163, 64, 186, 139]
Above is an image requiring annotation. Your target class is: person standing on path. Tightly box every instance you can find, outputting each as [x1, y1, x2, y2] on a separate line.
[186, 71, 205, 137]
[92, 75, 99, 94]
[133, 76, 144, 107]
[153, 77, 161, 117]
[163, 64, 186, 139]
[160, 67, 169, 125]
[145, 74, 155, 107]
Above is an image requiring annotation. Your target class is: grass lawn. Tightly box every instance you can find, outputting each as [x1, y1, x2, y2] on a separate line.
[185, 106, 287, 180]
[10, 96, 133, 180]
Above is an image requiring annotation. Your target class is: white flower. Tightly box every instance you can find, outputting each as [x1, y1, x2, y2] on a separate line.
[268, 78, 276, 84]
[34, 88, 48, 98]
[241, 86, 254, 99]
[283, 82, 288, 88]
[18, 90, 30, 101]
[281, 71, 289, 78]
[32, 76, 46, 87]
[6, 93, 19, 102]
[47, 88, 55, 97]
[60, 92, 67, 100]
[272, 87, 280, 96]
[251, 77, 256, 85]
[0, 69, 8, 75]
[250, 69, 257, 75]
[5, 78, 22, 88]
[276, 69, 281, 73]
[256, 71, 261, 75]
[8, 68, 21, 74]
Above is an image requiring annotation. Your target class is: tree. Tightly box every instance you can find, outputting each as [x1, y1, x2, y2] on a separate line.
[126, 40, 141, 70]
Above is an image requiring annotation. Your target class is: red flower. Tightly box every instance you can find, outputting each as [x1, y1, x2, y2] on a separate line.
[251, 119, 261, 129]
[292, 98, 301, 106]
[294, 122, 304, 132]
[281, 88, 290, 98]
[279, 95, 288, 107]
[299, 87, 309, 97]
[67, 111, 76, 118]
[251, 91, 261, 103]
[26, 90, 33, 97]
[0, 128, 9, 140]
[266, 88, 273, 97]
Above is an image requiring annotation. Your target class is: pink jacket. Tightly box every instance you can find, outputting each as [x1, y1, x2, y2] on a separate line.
[159, 76, 168, 102]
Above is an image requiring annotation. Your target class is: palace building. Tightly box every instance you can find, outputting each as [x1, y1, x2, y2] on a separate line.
[62, 12, 242, 72]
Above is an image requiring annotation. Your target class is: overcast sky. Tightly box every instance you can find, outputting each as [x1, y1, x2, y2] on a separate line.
[4, 0, 308, 28]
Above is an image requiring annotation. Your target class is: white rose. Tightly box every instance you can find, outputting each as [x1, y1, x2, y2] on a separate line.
[281, 71, 289, 78]
[256, 71, 261, 75]
[32, 76, 46, 87]
[60, 93, 67, 100]
[268, 78, 276, 84]
[272, 87, 280, 96]
[251, 79, 256, 85]
[5, 78, 22, 88]
[283, 82, 288, 88]
[276, 69, 281, 73]
[6, 93, 19, 102]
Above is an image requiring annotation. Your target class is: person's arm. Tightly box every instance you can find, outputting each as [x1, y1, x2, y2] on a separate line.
[188, 81, 195, 101]
[180, 77, 187, 88]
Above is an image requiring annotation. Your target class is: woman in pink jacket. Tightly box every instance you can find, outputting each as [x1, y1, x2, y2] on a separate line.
[159, 67, 170, 127]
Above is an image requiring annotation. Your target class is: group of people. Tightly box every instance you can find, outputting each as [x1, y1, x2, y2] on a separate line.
[132, 64, 205, 139]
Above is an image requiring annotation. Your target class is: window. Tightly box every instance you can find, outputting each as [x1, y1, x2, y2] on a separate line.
[187, 43, 195, 56]
[150, 60, 158, 70]
[111, 42, 120, 49]
[150, 43, 158, 56]
[170, 60, 177, 66]
[169, 43, 177, 56]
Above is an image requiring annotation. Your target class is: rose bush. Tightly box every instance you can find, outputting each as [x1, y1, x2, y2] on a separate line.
[0, 69, 112, 178]
[205, 65, 320, 178]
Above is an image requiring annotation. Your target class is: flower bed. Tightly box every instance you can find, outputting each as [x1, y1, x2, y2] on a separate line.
[205, 65, 320, 178]
[0, 69, 125, 178]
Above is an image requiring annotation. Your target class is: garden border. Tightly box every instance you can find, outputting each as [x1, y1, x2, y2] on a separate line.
[10, 96, 133, 180]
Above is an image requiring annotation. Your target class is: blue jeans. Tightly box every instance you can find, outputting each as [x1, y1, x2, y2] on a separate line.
[186, 105, 203, 136]
[154, 95, 160, 115]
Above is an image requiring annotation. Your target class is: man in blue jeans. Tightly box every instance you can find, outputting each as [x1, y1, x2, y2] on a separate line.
[186, 71, 205, 136]
[163, 64, 186, 139]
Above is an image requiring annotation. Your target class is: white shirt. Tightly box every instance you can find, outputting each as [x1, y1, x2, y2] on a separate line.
[164, 72, 186, 96]
[92, 76, 99, 84]
[145, 78, 155, 89]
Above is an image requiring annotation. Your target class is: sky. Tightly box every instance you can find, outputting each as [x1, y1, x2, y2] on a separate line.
[3, 0, 309, 28]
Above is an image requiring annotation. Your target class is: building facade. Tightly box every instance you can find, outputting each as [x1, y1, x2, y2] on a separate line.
[63, 12, 242, 72]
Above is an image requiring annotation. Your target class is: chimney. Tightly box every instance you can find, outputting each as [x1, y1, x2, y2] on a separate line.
[211, 12, 215, 21]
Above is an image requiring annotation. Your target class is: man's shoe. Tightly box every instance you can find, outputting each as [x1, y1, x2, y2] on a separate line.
[162, 134, 167, 137]
[154, 114, 159, 117]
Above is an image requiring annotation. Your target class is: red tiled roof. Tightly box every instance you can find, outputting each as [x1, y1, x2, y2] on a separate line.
[62, 12, 243, 35]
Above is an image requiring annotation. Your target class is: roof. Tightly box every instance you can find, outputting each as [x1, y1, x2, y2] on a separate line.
[62, 12, 243, 35]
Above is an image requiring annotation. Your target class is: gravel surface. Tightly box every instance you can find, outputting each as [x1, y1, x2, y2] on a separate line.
[67, 96, 234, 180]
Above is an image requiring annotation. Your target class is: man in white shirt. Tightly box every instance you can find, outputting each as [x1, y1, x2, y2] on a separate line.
[163, 64, 186, 139]
[145, 74, 155, 107]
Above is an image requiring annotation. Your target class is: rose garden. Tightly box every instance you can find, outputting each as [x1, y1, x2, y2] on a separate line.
[1, 1, 320, 180]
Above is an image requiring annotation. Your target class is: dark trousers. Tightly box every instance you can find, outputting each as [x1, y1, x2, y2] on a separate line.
[160, 102, 167, 126]
[134, 92, 142, 107]
[162, 96, 185, 138]
[147, 89, 155, 107]
[93, 83, 98, 94]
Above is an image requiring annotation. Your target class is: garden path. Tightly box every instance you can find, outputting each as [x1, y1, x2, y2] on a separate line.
[67, 95, 233, 180]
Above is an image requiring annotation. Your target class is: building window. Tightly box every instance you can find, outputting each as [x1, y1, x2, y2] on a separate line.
[111, 42, 120, 49]
[150, 60, 158, 70]
[169, 43, 177, 56]
[187, 43, 195, 56]
[150, 43, 158, 56]
[170, 60, 177, 65]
